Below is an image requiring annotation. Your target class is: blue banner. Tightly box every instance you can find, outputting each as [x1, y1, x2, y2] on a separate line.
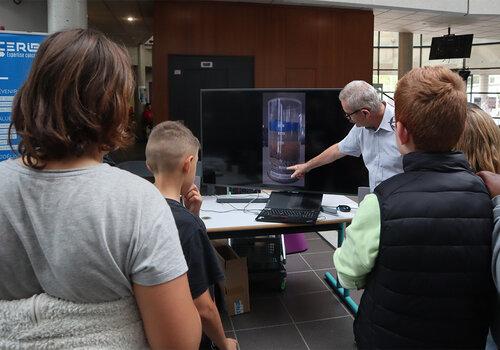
[0, 32, 46, 161]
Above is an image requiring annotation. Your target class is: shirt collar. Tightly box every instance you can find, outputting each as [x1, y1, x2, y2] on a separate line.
[373, 102, 394, 133]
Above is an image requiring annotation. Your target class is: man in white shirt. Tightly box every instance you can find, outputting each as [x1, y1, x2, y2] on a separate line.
[288, 80, 403, 192]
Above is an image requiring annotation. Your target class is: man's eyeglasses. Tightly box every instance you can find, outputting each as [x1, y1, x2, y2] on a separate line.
[344, 109, 363, 121]
[389, 117, 396, 131]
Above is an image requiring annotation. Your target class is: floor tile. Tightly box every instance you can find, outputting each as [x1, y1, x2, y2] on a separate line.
[285, 254, 311, 272]
[235, 325, 308, 350]
[318, 230, 338, 248]
[281, 290, 349, 322]
[297, 317, 356, 350]
[250, 286, 283, 299]
[304, 232, 320, 240]
[301, 251, 335, 270]
[304, 238, 334, 253]
[231, 296, 292, 330]
[282, 271, 327, 297]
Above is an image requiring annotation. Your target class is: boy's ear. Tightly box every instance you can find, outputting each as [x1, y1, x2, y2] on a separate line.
[145, 161, 152, 173]
[182, 155, 194, 174]
[396, 121, 411, 145]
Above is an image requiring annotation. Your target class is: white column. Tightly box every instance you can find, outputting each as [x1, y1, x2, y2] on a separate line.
[479, 74, 490, 109]
[137, 44, 147, 104]
[47, 0, 87, 33]
[398, 32, 413, 79]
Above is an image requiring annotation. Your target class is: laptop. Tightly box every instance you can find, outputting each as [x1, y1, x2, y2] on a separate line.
[255, 192, 323, 224]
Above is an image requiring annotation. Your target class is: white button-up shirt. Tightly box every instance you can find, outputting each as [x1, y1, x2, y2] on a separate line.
[338, 104, 403, 191]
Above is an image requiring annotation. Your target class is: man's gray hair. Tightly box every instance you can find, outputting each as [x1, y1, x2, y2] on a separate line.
[339, 80, 382, 113]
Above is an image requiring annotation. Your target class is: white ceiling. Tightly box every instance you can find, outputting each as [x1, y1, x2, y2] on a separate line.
[374, 8, 500, 41]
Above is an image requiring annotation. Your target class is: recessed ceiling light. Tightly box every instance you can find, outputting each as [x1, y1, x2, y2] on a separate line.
[126, 16, 135, 22]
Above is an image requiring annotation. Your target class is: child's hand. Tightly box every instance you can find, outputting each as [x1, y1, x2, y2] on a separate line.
[477, 171, 500, 198]
[184, 184, 202, 216]
[223, 338, 238, 350]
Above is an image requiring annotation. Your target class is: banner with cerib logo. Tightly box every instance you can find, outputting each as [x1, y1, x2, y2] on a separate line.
[0, 31, 46, 161]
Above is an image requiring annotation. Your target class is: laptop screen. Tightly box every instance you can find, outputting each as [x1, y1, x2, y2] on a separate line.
[266, 192, 322, 210]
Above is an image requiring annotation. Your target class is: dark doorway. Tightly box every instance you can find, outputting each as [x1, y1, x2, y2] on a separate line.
[168, 55, 254, 140]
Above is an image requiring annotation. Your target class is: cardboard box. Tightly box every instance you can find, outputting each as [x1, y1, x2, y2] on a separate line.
[214, 244, 250, 316]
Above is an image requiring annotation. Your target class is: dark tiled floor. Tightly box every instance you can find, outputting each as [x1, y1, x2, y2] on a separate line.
[305, 237, 335, 253]
[298, 317, 357, 350]
[301, 251, 335, 270]
[222, 232, 360, 350]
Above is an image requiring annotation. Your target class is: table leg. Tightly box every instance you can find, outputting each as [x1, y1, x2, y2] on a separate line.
[324, 223, 359, 314]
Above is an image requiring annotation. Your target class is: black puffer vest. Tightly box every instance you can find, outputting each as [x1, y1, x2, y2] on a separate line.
[354, 152, 495, 349]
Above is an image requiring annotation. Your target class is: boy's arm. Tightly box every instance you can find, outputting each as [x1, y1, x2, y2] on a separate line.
[194, 290, 237, 350]
[477, 172, 500, 289]
[333, 194, 381, 289]
[183, 223, 232, 348]
[491, 196, 500, 289]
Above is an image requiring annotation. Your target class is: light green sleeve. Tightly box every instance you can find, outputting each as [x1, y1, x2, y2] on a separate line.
[332, 194, 381, 289]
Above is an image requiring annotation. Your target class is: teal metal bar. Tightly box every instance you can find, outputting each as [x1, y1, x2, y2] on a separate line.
[324, 223, 359, 314]
[325, 271, 358, 314]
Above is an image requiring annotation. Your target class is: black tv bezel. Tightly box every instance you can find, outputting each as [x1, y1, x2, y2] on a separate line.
[199, 87, 367, 196]
[429, 34, 474, 60]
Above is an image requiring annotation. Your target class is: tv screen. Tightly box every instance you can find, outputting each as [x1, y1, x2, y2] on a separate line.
[201, 89, 369, 195]
[429, 34, 473, 60]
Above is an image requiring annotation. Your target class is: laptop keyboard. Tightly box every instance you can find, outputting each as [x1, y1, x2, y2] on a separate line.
[256, 208, 320, 224]
[266, 208, 317, 218]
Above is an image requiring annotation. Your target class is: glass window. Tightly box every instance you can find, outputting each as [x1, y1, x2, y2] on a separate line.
[413, 48, 421, 68]
[473, 38, 500, 44]
[379, 48, 398, 70]
[470, 93, 500, 120]
[467, 44, 500, 69]
[373, 71, 379, 84]
[373, 48, 378, 69]
[413, 34, 422, 47]
[374, 31, 379, 46]
[421, 35, 433, 46]
[470, 72, 500, 93]
[378, 70, 398, 93]
[379, 32, 399, 47]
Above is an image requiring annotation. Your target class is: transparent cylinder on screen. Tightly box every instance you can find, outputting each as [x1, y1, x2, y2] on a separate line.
[268, 98, 301, 183]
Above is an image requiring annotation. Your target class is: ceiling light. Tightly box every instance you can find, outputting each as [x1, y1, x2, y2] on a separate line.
[126, 16, 135, 22]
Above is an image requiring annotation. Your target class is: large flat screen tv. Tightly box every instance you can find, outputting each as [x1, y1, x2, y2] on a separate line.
[429, 34, 473, 60]
[201, 88, 369, 195]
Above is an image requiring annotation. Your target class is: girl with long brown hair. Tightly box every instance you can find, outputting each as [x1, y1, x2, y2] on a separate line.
[0, 29, 200, 349]
[455, 103, 500, 173]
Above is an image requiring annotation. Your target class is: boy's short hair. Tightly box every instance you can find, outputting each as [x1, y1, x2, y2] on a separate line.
[146, 121, 200, 173]
[395, 66, 467, 152]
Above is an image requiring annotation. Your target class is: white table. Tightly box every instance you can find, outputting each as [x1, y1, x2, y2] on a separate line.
[200, 193, 357, 239]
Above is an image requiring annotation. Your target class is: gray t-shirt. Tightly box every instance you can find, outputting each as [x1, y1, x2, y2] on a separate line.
[0, 159, 188, 303]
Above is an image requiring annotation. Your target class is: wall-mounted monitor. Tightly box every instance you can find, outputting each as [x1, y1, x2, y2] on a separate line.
[201, 88, 369, 195]
[429, 34, 473, 60]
